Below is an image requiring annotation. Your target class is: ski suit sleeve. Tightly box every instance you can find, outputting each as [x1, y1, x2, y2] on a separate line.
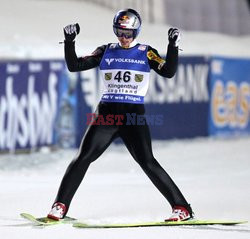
[147, 45, 178, 78]
[64, 41, 106, 72]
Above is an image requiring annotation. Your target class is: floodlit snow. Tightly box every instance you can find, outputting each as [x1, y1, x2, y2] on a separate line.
[0, 137, 250, 238]
[1, 0, 250, 238]
[0, 0, 250, 59]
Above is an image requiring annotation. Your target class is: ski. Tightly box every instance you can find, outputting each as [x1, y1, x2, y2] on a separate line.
[20, 213, 76, 226]
[73, 219, 248, 228]
[20, 213, 248, 228]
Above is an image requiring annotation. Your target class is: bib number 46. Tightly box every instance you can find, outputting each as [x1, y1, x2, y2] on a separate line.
[114, 71, 131, 83]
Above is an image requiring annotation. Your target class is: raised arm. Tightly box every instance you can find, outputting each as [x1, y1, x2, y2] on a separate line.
[147, 28, 181, 78]
[63, 23, 106, 72]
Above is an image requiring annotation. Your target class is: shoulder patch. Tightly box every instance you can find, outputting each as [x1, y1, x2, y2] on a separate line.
[147, 50, 165, 69]
[109, 43, 118, 49]
[138, 45, 147, 51]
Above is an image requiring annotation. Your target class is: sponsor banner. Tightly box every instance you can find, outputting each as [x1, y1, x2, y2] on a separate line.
[209, 57, 250, 136]
[0, 60, 66, 152]
[145, 56, 210, 139]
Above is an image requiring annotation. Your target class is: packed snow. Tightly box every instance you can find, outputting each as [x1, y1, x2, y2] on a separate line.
[0, 137, 250, 239]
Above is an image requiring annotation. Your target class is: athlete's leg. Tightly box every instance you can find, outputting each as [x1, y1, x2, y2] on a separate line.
[54, 123, 118, 210]
[120, 117, 191, 212]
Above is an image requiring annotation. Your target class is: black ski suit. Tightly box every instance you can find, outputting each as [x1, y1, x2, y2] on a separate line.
[53, 40, 192, 215]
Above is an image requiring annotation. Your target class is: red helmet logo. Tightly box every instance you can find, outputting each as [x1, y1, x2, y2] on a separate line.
[118, 15, 130, 27]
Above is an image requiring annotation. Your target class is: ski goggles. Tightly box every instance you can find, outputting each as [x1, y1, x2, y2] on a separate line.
[114, 28, 134, 39]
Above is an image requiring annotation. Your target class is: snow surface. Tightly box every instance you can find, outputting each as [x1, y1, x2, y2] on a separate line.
[1, 137, 250, 238]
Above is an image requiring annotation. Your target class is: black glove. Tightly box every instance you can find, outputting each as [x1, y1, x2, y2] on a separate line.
[168, 28, 180, 47]
[63, 23, 80, 42]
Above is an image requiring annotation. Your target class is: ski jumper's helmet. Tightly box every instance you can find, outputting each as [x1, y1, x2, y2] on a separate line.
[113, 8, 142, 39]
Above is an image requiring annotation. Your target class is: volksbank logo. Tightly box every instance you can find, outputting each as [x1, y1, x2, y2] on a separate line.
[105, 58, 146, 66]
[105, 58, 115, 65]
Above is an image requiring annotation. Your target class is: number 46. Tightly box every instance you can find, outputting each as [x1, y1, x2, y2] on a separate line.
[114, 71, 131, 82]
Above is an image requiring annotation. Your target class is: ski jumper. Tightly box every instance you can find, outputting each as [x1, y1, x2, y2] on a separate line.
[53, 41, 192, 215]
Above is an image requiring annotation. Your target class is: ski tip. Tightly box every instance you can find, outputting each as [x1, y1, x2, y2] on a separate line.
[20, 213, 33, 218]
[20, 212, 76, 226]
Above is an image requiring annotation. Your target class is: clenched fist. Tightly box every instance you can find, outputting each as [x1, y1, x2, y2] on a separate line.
[64, 23, 80, 42]
[168, 28, 181, 47]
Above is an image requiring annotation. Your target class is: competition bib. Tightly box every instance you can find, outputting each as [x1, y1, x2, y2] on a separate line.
[99, 43, 150, 104]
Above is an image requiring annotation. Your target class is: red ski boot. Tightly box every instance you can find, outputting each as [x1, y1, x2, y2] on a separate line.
[165, 206, 192, 222]
[47, 202, 67, 221]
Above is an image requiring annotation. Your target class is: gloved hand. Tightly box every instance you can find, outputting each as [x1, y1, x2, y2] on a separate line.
[63, 23, 80, 42]
[168, 28, 181, 47]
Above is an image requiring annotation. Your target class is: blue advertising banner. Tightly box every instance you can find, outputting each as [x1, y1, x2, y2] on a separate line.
[145, 56, 210, 139]
[0, 60, 67, 152]
[209, 57, 250, 136]
[2, 55, 247, 151]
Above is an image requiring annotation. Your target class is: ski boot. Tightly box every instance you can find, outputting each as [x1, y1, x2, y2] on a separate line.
[165, 205, 193, 221]
[47, 202, 67, 220]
